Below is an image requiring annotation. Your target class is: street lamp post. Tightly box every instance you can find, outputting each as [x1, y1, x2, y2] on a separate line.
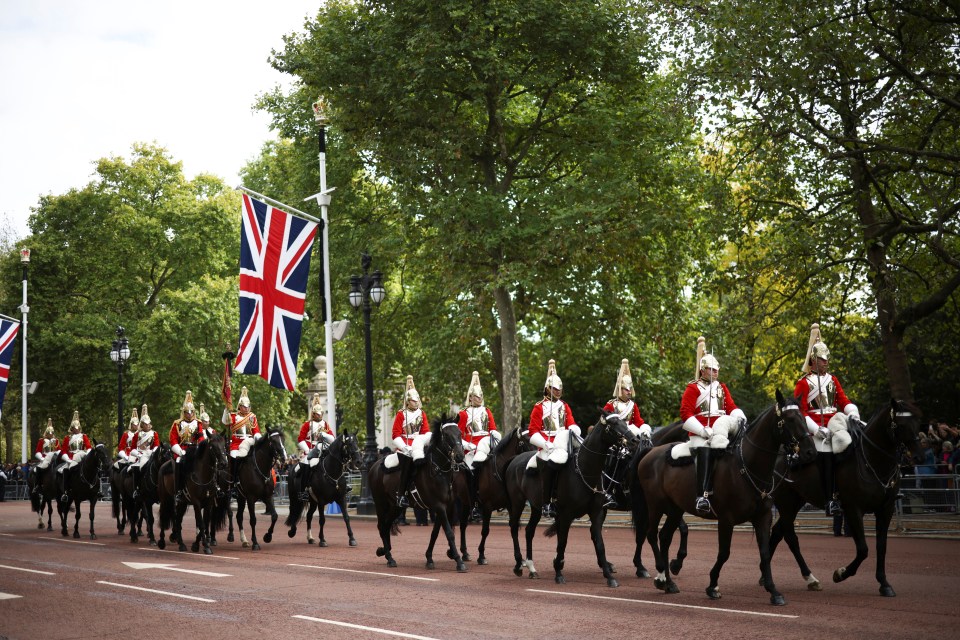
[109, 326, 130, 445]
[349, 254, 385, 515]
[19, 248, 29, 464]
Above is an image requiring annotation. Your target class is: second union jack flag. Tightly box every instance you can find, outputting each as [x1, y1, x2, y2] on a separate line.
[235, 194, 319, 391]
[0, 317, 20, 420]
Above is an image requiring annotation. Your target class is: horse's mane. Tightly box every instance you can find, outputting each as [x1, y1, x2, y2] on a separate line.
[491, 426, 519, 455]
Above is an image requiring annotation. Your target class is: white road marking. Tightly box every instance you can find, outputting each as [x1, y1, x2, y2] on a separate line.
[38, 537, 105, 546]
[121, 562, 231, 577]
[0, 533, 14, 536]
[0, 564, 55, 575]
[294, 615, 442, 640]
[526, 589, 799, 619]
[0, 592, 23, 600]
[97, 581, 215, 602]
[136, 546, 240, 560]
[289, 563, 440, 582]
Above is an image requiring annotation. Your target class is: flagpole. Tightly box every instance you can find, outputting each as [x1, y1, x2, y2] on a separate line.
[19, 249, 29, 464]
[236, 186, 321, 224]
[306, 96, 338, 434]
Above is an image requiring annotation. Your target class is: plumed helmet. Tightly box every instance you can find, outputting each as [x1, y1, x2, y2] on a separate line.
[310, 394, 324, 419]
[404, 375, 421, 405]
[198, 403, 210, 424]
[44, 418, 55, 437]
[614, 358, 633, 397]
[181, 390, 196, 418]
[465, 371, 483, 404]
[696, 336, 719, 378]
[140, 403, 151, 426]
[238, 386, 251, 409]
[802, 323, 830, 374]
[544, 359, 562, 392]
[69, 410, 81, 433]
[128, 408, 140, 431]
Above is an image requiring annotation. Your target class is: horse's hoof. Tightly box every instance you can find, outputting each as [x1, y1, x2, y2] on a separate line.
[807, 580, 822, 592]
[607, 578, 619, 588]
[636, 568, 651, 579]
[227, 533, 234, 543]
[770, 594, 786, 606]
[130, 537, 137, 544]
[477, 558, 487, 566]
[457, 562, 467, 573]
[150, 540, 157, 547]
[37, 523, 44, 530]
[654, 577, 666, 591]
[880, 586, 896, 597]
[387, 559, 397, 568]
[833, 567, 847, 583]
[47, 525, 53, 532]
[669, 559, 684, 575]
[513, 565, 523, 577]
[288, 530, 297, 539]
[426, 561, 436, 570]
[178, 544, 188, 552]
[555, 575, 566, 585]
[252, 543, 261, 551]
[158, 539, 166, 550]
[204, 547, 212, 555]
[90, 534, 97, 540]
[263, 533, 272, 544]
[191, 542, 200, 552]
[462, 553, 471, 562]
[242, 541, 250, 549]
[665, 582, 679, 595]
[319, 540, 328, 548]
[529, 571, 539, 580]
[349, 538, 357, 547]
[706, 587, 721, 600]
[73, 532, 80, 539]
[210, 539, 217, 547]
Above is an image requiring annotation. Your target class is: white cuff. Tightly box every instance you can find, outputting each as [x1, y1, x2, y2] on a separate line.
[297, 441, 309, 453]
[253, 433, 262, 441]
[569, 425, 581, 437]
[730, 408, 747, 423]
[683, 416, 705, 438]
[172, 444, 185, 457]
[529, 432, 548, 450]
[844, 404, 859, 419]
[805, 416, 820, 434]
[221, 408, 232, 426]
[322, 433, 335, 444]
[35, 452, 43, 461]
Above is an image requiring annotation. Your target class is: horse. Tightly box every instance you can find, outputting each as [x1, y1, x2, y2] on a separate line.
[285, 430, 362, 547]
[58, 443, 111, 540]
[110, 463, 141, 539]
[127, 443, 173, 546]
[769, 398, 924, 596]
[233, 427, 287, 550]
[28, 464, 60, 532]
[157, 434, 229, 554]
[636, 390, 816, 605]
[369, 418, 466, 571]
[504, 412, 638, 586]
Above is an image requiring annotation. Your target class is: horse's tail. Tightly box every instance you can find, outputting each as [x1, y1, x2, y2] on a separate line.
[543, 522, 558, 538]
[111, 476, 121, 518]
[285, 476, 305, 527]
[29, 480, 41, 513]
[211, 496, 229, 533]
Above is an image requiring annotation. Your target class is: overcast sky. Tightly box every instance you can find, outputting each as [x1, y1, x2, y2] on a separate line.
[0, 1, 317, 240]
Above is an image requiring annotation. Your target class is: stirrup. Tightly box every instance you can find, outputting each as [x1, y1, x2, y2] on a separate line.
[469, 506, 482, 522]
[695, 496, 711, 515]
[601, 492, 617, 508]
[298, 490, 310, 501]
[541, 502, 556, 519]
[397, 494, 409, 508]
[60, 493, 69, 503]
[827, 499, 841, 516]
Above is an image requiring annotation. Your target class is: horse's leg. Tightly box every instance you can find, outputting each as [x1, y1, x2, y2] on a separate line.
[459, 509, 470, 563]
[305, 502, 316, 544]
[45, 500, 54, 532]
[338, 495, 357, 547]
[374, 502, 399, 568]
[587, 509, 618, 587]
[425, 513, 441, 570]
[72, 499, 82, 539]
[632, 487, 651, 578]
[833, 506, 869, 585]
[175, 501, 189, 552]
[773, 497, 820, 590]
[874, 502, 897, 597]
[201, 505, 213, 555]
[552, 516, 572, 586]
[477, 508, 491, 566]
[146, 504, 157, 546]
[247, 498, 261, 551]
[262, 497, 278, 544]
[754, 509, 785, 606]
[437, 507, 466, 572]
[236, 498, 248, 548]
[670, 518, 689, 576]
[88, 497, 98, 540]
[706, 521, 733, 600]
[316, 502, 328, 547]
[523, 509, 543, 579]
[648, 509, 678, 594]
[509, 504, 525, 577]
[226, 502, 234, 543]
[191, 505, 203, 553]
[654, 512, 681, 593]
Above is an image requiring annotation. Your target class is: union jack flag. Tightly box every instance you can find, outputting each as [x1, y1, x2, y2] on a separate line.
[235, 194, 319, 391]
[0, 318, 20, 419]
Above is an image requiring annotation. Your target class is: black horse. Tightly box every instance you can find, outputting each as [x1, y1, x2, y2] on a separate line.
[636, 390, 816, 605]
[370, 418, 466, 571]
[28, 464, 60, 532]
[504, 412, 637, 587]
[126, 444, 173, 545]
[58, 444, 110, 540]
[233, 428, 287, 551]
[158, 434, 229, 554]
[769, 398, 923, 596]
[110, 463, 142, 539]
[285, 431, 362, 547]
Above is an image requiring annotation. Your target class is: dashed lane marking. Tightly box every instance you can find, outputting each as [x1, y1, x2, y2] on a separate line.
[289, 563, 440, 582]
[97, 581, 216, 602]
[136, 546, 240, 560]
[0, 592, 23, 600]
[294, 615, 442, 640]
[0, 564, 55, 575]
[38, 537, 105, 546]
[526, 588, 799, 619]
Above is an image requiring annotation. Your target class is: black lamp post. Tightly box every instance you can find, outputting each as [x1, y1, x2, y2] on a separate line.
[109, 326, 130, 444]
[349, 253, 385, 515]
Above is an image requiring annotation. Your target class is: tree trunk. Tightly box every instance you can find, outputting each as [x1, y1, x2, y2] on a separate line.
[494, 285, 523, 431]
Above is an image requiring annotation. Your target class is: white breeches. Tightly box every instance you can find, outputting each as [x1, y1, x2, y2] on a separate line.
[810, 413, 852, 453]
[526, 428, 577, 470]
[131, 449, 153, 468]
[468, 433, 498, 466]
[232, 436, 254, 458]
[60, 450, 87, 471]
[37, 451, 57, 469]
[410, 432, 432, 461]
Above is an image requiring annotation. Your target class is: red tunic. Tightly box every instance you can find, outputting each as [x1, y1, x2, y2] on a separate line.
[794, 373, 853, 427]
[35, 437, 60, 457]
[679, 381, 739, 431]
[225, 412, 261, 451]
[457, 407, 498, 446]
[132, 431, 161, 452]
[169, 420, 204, 459]
[298, 420, 334, 450]
[392, 409, 430, 447]
[602, 400, 646, 429]
[527, 399, 576, 443]
[118, 431, 137, 456]
[59, 434, 93, 460]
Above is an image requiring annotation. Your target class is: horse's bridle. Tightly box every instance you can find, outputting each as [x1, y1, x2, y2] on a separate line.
[430, 423, 463, 475]
[738, 403, 805, 499]
[854, 404, 918, 490]
[575, 415, 634, 498]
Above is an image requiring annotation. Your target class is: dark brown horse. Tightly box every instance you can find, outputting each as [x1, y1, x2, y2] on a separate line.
[126, 444, 173, 546]
[28, 464, 60, 532]
[110, 464, 141, 539]
[233, 428, 287, 550]
[769, 398, 923, 596]
[504, 412, 637, 587]
[369, 418, 466, 571]
[637, 390, 816, 605]
[58, 443, 111, 539]
[285, 430, 362, 547]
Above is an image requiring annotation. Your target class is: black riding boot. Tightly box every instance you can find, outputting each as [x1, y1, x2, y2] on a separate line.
[131, 466, 141, 500]
[540, 462, 556, 519]
[468, 468, 481, 522]
[174, 461, 185, 508]
[229, 457, 239, 498]
[60, 467, 70, 503]
[396, 459, 412, 508]
[819, 452, 840, 516]
[695, 447, 713, 515]
[298, 463, 311, 501]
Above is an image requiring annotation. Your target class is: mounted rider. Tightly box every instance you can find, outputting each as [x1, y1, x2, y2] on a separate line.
[171, 392, 204, 505]
[32, 418, 60, 496]
[457, 371, 499, 521]
[794, 323, 861, 516]
[58, 410, 93, 502]
[295, 394, 335, 500]
[115, 408, 139, 470]
[222, 386, 262, 493]
[603, 359, 653, 444]
[527, 359, 581, 519]
[387, 375, 430, 508]
[679, 337, 747, 515]
[128, 404, 160, 499]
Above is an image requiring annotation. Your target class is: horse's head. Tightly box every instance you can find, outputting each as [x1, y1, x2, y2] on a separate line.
[775, 389, 817, 465]
[265, 428, 288, 462]
[432, 416, 465, 467]
[341, 431, 362, 472]
[595, 411, 638, 448]
[154, 443, 173, 466]
[206, 432, 228, 467]
[887, 398, 924, 465]
[92, 443, 111, 470]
